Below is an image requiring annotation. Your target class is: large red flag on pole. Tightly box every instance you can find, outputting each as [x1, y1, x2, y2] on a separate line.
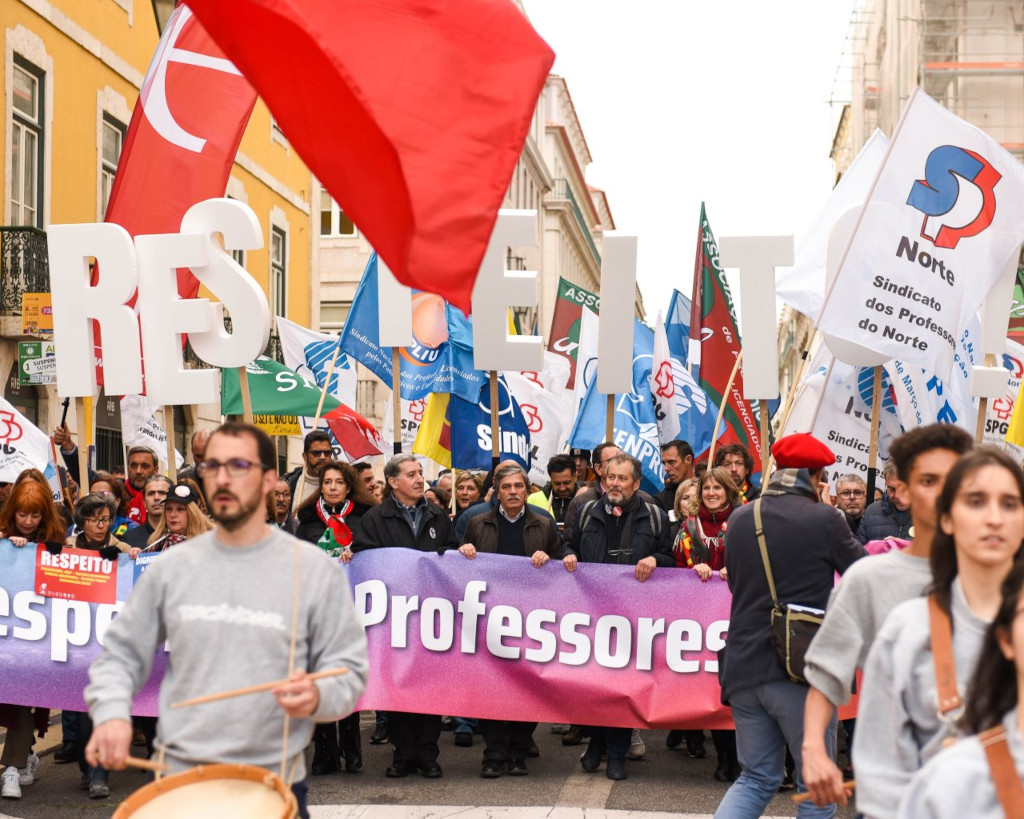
[95, 4, 259, 383]
[688, 203, 762, 461]
[186, 0, 555, 313]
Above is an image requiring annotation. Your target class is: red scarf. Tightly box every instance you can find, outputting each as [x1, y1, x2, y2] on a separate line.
[317, 497, 353, 549]
[696, 503, 732, 570]
[125, 482, 146, 525]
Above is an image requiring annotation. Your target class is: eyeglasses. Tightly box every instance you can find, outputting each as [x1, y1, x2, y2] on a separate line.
[85, 516, 111, 526]
[197, 459, 262, 478]
[838, 490, 866, 499]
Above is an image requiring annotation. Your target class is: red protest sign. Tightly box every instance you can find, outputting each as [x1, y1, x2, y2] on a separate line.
[34, 546, 117, 604]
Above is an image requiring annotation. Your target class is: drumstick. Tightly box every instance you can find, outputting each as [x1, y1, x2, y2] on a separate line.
[123, 756, 170, 773]
[169, 667, 348, 709]
[791, 781, 856, 803]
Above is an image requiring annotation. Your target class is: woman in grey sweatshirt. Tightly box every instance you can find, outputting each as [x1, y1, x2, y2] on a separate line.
[898, 558, 1024, 817]
[853, 449, 1024, 819]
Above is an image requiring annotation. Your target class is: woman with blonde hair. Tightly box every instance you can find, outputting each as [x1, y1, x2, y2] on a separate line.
[137, 483, 212, 554]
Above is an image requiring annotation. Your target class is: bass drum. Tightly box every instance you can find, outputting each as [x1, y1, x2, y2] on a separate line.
[112, 763, 298, 819]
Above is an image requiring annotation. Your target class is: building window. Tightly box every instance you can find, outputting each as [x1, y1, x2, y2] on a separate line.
[319, 190, 358, 236]
[270, 226, 287, 318]
[320, 301, 351, 331]
[11, 58, 44, 228]
[100, 115, 126, 215]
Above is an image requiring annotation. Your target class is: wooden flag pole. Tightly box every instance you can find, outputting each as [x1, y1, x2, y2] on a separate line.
[865, 365, 883, 501]
[163, 407, 178, 481]
[976, 352, 997, 444]
[759, 398, 770, 476]
[393, 348, 402, 455]
[75, 397, 90, 488]
[237, 366, 254, 425]
[310, 345, 341, 433]
[605, 394, 615, 443]
[489, 371, 500, 472]
[707, 351, 743, 468]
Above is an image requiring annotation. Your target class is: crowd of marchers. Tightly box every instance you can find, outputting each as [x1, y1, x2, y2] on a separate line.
[3, 422, 1024, 818]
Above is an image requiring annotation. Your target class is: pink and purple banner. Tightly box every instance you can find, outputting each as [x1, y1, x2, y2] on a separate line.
[0, 543, 743, 728]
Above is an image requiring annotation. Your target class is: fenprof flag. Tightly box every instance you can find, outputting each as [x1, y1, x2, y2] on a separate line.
[819, 89, 1024, 376]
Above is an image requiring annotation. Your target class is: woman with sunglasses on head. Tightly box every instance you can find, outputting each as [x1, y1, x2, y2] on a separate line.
[897, 557, 1024, 817]
[294, 460, 374, 776]
[852, 449, 1024, 819]
[0, 481, 74, 800]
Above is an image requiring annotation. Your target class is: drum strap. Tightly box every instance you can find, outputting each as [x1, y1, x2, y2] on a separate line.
[980, 726, 1024, 818]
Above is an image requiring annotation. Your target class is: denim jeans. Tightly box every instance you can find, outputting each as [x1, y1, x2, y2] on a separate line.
[714, 681, 837, 819]
[453, 717, 477, 736]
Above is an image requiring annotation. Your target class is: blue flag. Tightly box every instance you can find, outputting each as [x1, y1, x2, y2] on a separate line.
[449, 376, 531, 471]
[665, 290, 691, 367]
[569, 320, 718, 492]
[339, 253, 485, 402]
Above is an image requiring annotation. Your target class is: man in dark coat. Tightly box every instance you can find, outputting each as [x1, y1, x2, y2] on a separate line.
[458, 463, 559, 777]
[121, 476, 173, 550]
[715, 433, 865, 815]
[353, 454, 457, 779]
[562, 453, 672, 782]
[658, 439, 694, 513]
[855, 465, 913, 545]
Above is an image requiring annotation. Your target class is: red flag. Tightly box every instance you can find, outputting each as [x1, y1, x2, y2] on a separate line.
[689, 203, 762, 460]
[324, 403, 387, 460]
[186, 0, 555, 313]
[95, 4, 258, 383]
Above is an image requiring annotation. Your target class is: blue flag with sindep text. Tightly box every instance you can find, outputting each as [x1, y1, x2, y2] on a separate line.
[449, 376, 531, 471]
[339, 253, 485, 403]
[665, 289, 691, 368]
[569, 320, 719, 492]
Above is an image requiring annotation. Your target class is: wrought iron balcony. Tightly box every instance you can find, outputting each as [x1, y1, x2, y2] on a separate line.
[0, 227, 49, 313]
[183, 318, 283, 369]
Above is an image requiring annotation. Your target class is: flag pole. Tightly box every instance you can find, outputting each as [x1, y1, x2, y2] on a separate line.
[164, 406, 178, 481]
[489, 371, 500, 472]
[605, 394, 615, 442]
[76, 397, 90, 488]
[759, 398, 770, 476]
[237, 366, 254, 425]
[707, 351, 743, 468]
[865, 365, 883, 501]
[976, 353, 997, 444]
[392, 348, 402, 455]
[311, 345, 341, 433]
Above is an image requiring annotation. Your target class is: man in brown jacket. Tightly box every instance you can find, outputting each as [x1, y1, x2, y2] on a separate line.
[458, 463, 560, 776]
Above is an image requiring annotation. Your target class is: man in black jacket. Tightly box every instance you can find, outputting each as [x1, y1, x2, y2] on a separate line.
[353, 454, 457, 779]
[715, 433, 865, 816]
[563, 453, 672, 782]
[121, 476, 173, 550]
[658, 439, 694, 513]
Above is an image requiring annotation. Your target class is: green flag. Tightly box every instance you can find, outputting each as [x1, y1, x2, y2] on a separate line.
[221, 357, 342, 416]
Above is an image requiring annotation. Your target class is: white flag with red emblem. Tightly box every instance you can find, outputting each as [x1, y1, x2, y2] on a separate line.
[506, 354, 572, 487]
[652, 315, 681, 445]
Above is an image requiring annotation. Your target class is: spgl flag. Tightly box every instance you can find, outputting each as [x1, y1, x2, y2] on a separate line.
[818, 89, 1024, 375]
[449, 377, 532, 472]
[688, 203, 762, 460]
[546, 277, 601, 389]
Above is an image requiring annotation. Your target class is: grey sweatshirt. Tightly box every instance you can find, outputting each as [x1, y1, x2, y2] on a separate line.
[852, 578, 989, 819]
[804, 550, 932, 706]
[897, 709, 1024, 818]
[85, 527, 368, 782]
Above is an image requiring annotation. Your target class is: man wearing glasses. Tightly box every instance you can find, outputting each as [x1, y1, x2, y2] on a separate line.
[283, 430, 335, 511]
[84, 422, 368, 819]
[562, 453, 671, 781]
[833, 474, 868, 538]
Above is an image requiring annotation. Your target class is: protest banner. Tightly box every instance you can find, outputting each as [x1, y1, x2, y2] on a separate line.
[547, 277, 600, 389]
[818, 90, 1024, 376]
[120, 395, 184, 470]
[254, 414, 302, 437]
[35, 546, 117, 605]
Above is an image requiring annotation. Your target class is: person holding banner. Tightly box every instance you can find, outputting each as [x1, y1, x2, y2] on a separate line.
[453, 472, 483, 523]
[564, 453, 672, 781]
[64, 494, 129, 556]
[852, 449, 1024, 819]
[0, 481, 69, 800]
[354, 454, 457, 779]
[137, 483, 213, 554]
[897, 559, 1024, 818]
[84, 472, 134, 539]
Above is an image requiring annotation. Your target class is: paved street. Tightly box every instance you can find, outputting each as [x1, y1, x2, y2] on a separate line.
[0, 718, 857, 818]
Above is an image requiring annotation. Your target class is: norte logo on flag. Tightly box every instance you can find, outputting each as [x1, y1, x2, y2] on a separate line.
[907, 145, 1000, 249]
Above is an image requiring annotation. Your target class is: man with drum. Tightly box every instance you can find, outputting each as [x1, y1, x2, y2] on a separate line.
[85, 422, 368, 817]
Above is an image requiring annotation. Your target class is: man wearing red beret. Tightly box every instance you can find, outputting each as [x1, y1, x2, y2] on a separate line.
[714, 433, 865, 818]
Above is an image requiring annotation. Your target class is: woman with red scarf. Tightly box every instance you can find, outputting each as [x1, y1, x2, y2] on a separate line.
[673, 466, 742, 781]
[295, 461, 374, 774]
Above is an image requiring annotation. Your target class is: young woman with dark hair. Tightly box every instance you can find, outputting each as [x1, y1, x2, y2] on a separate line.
[897, 557, 1024, 816]
[294, 461, 371, 776]
[853, 448, 1024, 819]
